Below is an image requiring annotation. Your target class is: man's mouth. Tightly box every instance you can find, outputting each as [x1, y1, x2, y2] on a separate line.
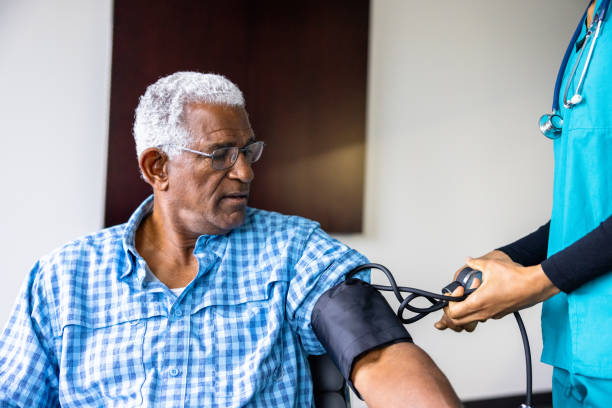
[222, 192, 249, 203]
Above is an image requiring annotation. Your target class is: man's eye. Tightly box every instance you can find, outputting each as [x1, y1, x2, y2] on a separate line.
[214, 149, 230, 159]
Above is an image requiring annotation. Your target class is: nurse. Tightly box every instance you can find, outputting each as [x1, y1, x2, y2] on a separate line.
[436, 1, 612, 406]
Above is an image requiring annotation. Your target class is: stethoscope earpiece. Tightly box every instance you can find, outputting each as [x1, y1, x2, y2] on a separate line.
[570, 94, 583, 106]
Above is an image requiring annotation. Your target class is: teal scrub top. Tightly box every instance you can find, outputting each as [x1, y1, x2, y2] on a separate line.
[542, 0, 612, 378]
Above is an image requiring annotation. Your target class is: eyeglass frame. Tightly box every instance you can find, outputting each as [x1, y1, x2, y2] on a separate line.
[162, 140, 265, 170]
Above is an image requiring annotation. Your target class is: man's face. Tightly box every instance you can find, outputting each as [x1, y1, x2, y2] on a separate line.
[167, 103, 255, 236]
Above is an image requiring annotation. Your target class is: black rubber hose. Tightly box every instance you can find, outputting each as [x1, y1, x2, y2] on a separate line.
[514, 312, 533, 407]
[347, 263, 533, 408]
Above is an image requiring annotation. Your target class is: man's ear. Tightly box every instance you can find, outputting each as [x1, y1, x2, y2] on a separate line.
[139, 148, 169, 191]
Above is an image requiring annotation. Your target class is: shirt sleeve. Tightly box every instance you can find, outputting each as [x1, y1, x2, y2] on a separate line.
[0, 261, 60, 407]
[497, 221, 550, 266]
[286, 227, 369, 355]
[541, 214, 612, 293]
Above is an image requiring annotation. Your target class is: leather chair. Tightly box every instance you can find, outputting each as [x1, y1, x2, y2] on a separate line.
[308, 354, 349, 408]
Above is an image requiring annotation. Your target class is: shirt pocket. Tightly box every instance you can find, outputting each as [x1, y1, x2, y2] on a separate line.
[211, 299, 285, 401]
[61, 319, 147, 404]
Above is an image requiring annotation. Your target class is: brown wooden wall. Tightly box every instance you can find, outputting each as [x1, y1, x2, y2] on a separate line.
[106, 0, 369, 233]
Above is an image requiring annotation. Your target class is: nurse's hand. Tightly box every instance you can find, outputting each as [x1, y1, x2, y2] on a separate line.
[434, 285, 479, 332]
[437, 254, 560, 329]
[435, 250, 510, 332]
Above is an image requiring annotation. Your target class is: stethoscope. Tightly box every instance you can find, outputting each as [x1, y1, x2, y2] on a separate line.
[539, 0, 610, 139]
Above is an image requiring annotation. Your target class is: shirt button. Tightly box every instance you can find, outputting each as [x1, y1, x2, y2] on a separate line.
[174, 308, 183, 318]
[169, 368, 180, 377]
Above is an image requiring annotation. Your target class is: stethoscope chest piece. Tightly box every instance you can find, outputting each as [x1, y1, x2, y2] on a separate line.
[539, 113, 564, 139]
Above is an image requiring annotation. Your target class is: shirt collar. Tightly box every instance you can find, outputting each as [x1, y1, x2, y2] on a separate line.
[119, 195, 231, 281]
[120, 195, 155, 280]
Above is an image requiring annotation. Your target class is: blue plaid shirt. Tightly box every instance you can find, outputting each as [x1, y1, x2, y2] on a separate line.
[0, 196, 368, 407]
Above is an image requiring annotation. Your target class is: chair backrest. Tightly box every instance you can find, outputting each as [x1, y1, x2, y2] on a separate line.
[308, 354, 349, 408]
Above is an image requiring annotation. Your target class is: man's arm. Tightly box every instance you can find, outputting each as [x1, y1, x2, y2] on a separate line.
[351, 342, 461, 408]
[287, 226, 460, 406]
[311, 277, 460, 407]
[0, 261, 59, 407]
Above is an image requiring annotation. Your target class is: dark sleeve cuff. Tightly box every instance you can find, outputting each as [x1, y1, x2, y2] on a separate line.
[541, 256, 573, 293]
[541, 215, 612, 293]
[311, 278, 412, 399]
[497, 221, 550, 266]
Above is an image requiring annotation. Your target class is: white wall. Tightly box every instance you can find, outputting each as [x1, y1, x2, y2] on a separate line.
[339, 0, 585, 404]
[0, 0, 113, 323]
[0, 0, 585, 403]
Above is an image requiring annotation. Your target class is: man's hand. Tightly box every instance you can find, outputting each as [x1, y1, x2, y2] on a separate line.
[351, 342, 461, 408]
[435, 251, 560, 330]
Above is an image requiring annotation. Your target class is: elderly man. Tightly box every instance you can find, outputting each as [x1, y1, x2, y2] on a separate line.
[0, 72, 459, 407]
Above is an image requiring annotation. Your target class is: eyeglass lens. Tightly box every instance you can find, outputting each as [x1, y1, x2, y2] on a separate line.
[211, 141, 264, 170]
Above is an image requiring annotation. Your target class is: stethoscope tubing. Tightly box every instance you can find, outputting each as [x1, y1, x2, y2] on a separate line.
[552, 5, 590, 113]
[563, 18, 603, 108]
[553, 0, 609, 112]
[540, 0, 609, 139]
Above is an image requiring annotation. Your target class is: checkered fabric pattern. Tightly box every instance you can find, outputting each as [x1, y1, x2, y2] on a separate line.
[0, 196, 368, 407]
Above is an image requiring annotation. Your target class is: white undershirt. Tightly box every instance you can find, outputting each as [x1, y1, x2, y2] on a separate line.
[170, 287, 186, 296]
[145, 268, 187, 297]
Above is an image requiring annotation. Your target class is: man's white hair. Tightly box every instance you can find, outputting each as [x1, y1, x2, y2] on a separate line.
[133, 72, 245, 158]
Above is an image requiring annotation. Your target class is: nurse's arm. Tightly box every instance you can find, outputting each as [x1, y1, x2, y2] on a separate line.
[351, 342, 461, 408]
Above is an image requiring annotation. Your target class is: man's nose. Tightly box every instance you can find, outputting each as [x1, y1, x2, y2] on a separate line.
[228, 151, 254, 183]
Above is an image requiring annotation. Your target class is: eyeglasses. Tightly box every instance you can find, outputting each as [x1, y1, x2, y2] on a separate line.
[169, 141, 265, 170]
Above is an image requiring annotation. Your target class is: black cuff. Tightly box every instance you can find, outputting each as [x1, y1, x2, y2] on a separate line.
[311, 278, 413, 399]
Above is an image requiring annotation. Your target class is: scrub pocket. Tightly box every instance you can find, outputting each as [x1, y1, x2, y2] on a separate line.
[553, 367, 586, 407]
[552, 367, 612, 408]
[570, 294, 612, 374]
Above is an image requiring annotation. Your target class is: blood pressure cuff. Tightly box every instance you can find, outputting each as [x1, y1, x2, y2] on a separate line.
[311, 278, 413, 398]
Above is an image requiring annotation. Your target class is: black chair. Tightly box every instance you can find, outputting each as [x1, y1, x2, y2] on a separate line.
[309, 354, 349, 408]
